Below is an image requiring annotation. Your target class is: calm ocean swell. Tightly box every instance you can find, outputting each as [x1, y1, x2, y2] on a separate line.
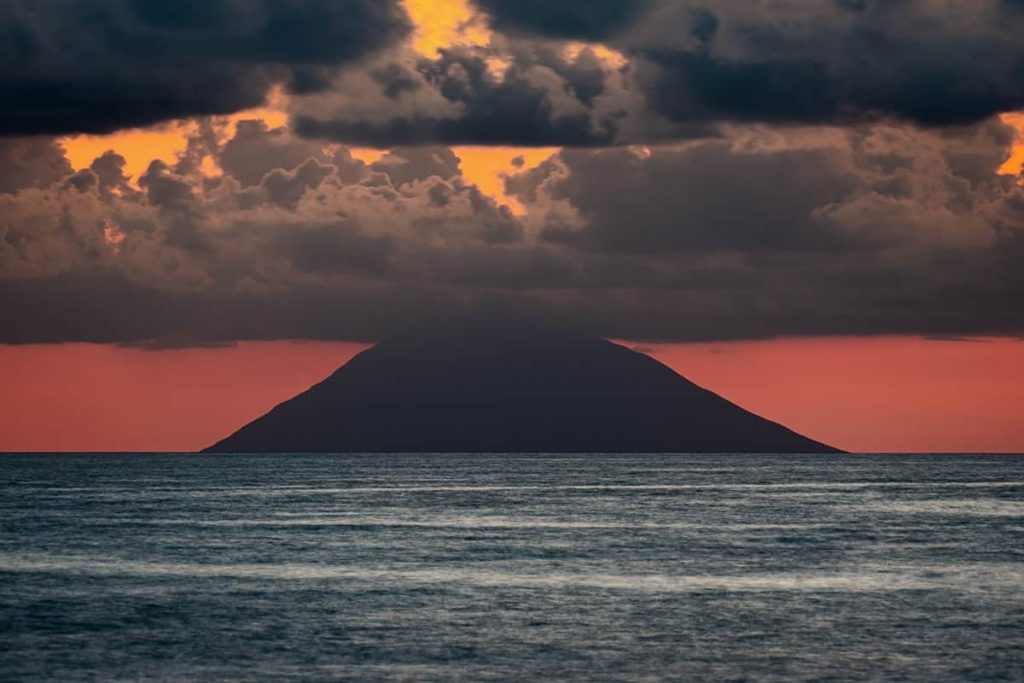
[1, 453, 1022, 682]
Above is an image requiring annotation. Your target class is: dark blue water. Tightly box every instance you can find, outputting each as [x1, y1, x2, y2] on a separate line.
[1, 453, 1022, 681]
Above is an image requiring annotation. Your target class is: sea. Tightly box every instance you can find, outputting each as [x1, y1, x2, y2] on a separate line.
[1, 453, 1022, 682]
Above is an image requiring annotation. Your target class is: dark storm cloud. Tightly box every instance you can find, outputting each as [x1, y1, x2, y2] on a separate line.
[639, 42, 1024, 129]
[0, 0, 410, 136]
[622, 0, 1024, 128]
[293, 46, 624, 146]
[283, 1, 1024, 148]
[472, 0, 653, 40]
[0, 271, 447, 345]
[1, 1, 1020, 145]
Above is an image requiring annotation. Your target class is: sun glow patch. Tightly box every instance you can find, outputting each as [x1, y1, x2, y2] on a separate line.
[998, 112, 1024, 180]
[403, 0, 491, 57]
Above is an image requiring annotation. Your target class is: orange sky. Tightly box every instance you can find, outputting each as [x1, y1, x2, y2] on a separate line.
[0, 342, 367, 453]
[644, 337, 1024, 454]
[2, 337, 1021, 453]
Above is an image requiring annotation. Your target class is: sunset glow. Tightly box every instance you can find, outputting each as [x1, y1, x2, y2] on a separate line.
[0, 342, 368, 453]
[2, 337, 1021, 453]
[999, 112, 1024, 178]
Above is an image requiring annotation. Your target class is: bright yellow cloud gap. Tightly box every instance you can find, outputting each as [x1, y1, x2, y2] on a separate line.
[455, 146, 558, 213]
[403, 0, 490, 57]
[998, 112, 1024, 180]
[61, 123, 194, 182]
[59, 89, 291, 183]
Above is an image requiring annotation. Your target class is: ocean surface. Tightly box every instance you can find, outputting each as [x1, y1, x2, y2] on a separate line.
[1, 453, 1022, 682]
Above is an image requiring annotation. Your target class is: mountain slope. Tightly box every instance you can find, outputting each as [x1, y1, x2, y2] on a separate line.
[205, 324, 840, 453]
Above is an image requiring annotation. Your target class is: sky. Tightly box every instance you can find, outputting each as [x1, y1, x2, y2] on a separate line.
[1, 0, 1023, 452]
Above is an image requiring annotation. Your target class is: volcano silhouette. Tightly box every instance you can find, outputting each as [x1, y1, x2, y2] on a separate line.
[205, 320, 839, 453]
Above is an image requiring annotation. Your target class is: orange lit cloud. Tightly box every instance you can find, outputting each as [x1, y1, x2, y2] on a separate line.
[563, 41, 628, 70]
[403, 0, 490, 56]
[60, 88, 292, 183]
[999, 112, 1024, 179]
[60, 109, 557, 210]
[57, 1, 564, 206]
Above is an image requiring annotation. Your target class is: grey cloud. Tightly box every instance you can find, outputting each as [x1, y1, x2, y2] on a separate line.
[0, 137, 72, 192]
[0, 129, 540, 343]
[536, 143, 862, 253]
[473, 0, 653, 40]
[291, 45, 634, 146]
[3, 115, 1024, 344]
[4, 0, 1021, 150]
[371, 62, 423, 100]
[628, 1, 1024, 129]
[88, 151, 136, 199]
[280, 0, 1024, 150]
[0, 0, 410, 135]
[369, 147, 461, 187]
[273, 221, 394, 275]
[219, 120, 347, 187]
[499, 123, 1024, 339]
[139, 161, 196, 209]
[262, 159, 335, 209]
[291, 1, 1024, 148]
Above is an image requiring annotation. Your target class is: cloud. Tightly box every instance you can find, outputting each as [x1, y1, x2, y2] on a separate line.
[282, 1, 1024, 149]
[2, 114, 1023, 344]
[0, 137, 73, 192]
[3, 1, 1023, 349]
[498, 119, 1024, 339]
[0, 119, 536, 342]
[0, 0, 410, 135]
[472, 0, 653, 40]
[291, 43, 645, 146]
[623, 0, 1024, 128]
[5, 1, 1023, 145]
[456, 0, 1024, 138]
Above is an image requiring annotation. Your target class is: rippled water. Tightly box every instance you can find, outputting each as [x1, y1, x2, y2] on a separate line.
[2, 453, 1022, 681]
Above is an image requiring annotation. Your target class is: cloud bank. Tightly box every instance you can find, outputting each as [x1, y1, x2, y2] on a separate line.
[1, 117, 1021, 344]
[288, 0, 1024, 146]
[1, 0, 1023, 345]
[0, 0, 409, 134]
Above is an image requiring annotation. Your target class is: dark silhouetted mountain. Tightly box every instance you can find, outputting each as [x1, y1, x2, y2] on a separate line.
[204, 319, 840, 453]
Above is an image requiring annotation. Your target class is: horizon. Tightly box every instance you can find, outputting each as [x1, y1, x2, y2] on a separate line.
[2, 333, 1022, 454]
